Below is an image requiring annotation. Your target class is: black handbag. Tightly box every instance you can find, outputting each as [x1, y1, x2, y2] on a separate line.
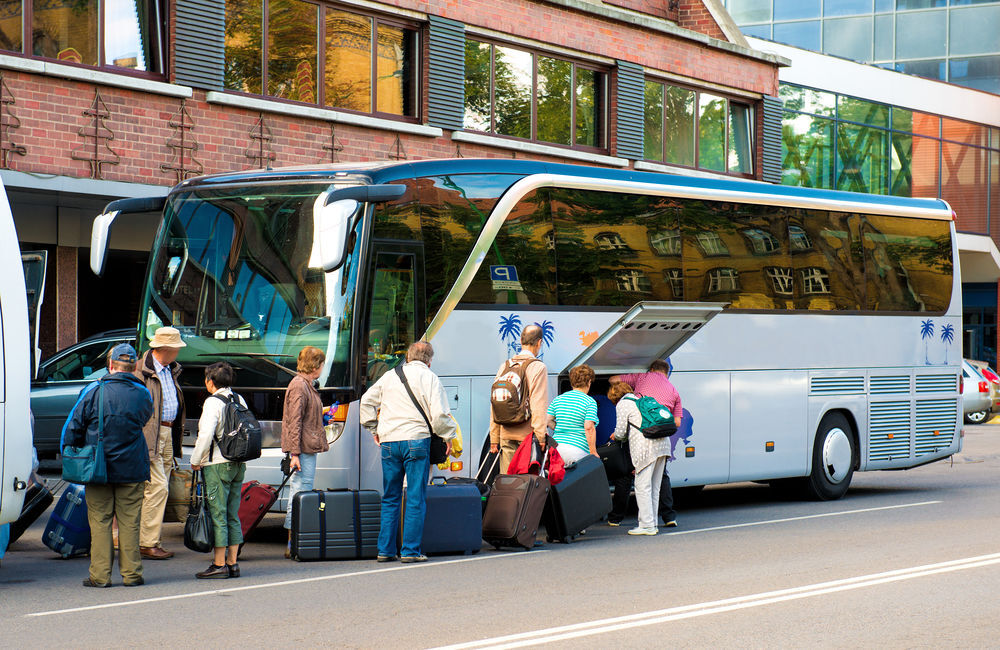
[394, 366, 448, 464]
[183, 470, 215, 553]
[598, 440, 633, 480]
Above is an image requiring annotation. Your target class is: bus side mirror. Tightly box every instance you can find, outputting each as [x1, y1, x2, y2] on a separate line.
[90, 196, 166, 277]
[312, 198, 360, 272]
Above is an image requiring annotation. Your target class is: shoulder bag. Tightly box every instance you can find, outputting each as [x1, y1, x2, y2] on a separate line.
[62, 383, 108, 485]
[394, 366, 448, 464]
[183, 469, 215, 553]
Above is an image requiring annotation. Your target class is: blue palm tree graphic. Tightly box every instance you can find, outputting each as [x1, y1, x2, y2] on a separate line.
[498, 314, 522, 357]
[534, 320, 555, 358]
[919, 319, 934, 365]
[940, 324, 955, 364]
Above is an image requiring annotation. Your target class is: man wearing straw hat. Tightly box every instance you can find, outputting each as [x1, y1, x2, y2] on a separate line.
[136, 326, 187, 560]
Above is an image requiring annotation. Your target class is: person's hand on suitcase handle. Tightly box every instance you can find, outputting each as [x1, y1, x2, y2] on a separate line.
[289, 454, 301, 472]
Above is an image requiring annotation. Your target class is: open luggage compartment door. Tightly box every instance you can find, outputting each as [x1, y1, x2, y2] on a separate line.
[565, 301, 725, 375]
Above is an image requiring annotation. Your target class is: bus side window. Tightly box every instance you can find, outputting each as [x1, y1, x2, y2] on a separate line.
[367, 251, 418, 386]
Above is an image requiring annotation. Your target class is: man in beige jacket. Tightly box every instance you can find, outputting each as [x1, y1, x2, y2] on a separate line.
[489, 324, 550, 473]
[136, 327, 186, 560]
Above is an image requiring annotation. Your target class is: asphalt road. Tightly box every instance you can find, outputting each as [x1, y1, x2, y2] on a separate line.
[3, 424, 999, 649]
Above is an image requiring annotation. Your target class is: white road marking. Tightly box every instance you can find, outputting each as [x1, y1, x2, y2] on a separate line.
[432, 552, 1000, 650]
[663, 500, 942, 536]
[25, 551, 545, 618]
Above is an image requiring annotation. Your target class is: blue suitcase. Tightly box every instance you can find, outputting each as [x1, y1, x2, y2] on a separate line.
[43, 484, 91, 558]
[419, 478, 482, 556]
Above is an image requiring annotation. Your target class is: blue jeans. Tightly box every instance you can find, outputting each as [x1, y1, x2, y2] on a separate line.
[284, 452, 317, 530]
[378, 438, 430, 558]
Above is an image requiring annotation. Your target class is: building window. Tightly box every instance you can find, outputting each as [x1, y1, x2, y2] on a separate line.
[707, 268, 740, 293]
[595, 232, 628, 251]
[789, 225, 813, 251]
[464, 39, 606, 149]
[743, 228, 781, 254]
[616, 270, 652, 293]
[650, 229, 681, 256]
[663, 268, 684, 299]
[7, 0, 165, 73]
[765, 267, 794, 296]
[225, 1, 418, 118]
[800, 267, 831, 295]
[695, 231, 729, 256]
[644, 79, 753, 176]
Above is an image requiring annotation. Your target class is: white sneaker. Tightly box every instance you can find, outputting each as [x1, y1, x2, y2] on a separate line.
[627, 527, 658, 536]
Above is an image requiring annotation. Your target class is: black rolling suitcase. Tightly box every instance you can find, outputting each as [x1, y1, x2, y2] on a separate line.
[543, 454, 612, 543]
[9, 474, 55, 545]
[291, 490, 380, 561]
[482, 473, 550, 550]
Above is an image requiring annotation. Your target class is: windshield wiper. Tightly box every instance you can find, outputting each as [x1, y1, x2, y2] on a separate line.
[197, 352, 297, 377]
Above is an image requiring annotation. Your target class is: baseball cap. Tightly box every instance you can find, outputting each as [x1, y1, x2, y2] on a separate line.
[110, 343, 138, 363]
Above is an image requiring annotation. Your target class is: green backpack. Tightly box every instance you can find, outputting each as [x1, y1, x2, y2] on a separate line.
[624, 396, 678, 439]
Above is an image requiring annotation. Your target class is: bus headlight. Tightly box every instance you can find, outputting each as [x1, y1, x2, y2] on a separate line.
[324, 422, 344, 445]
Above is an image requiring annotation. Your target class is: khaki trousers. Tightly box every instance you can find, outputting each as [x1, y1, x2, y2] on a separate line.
[498, 438, 521, 474]
[140, 426, 173, 547]
[86, 482, 144, 584]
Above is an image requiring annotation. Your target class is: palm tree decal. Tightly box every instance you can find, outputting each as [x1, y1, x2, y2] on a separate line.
[940, 324, 955, 364]
[534, 320, 555, 359]
[919, 319, 934, 365]
[498, 314, 522, 357]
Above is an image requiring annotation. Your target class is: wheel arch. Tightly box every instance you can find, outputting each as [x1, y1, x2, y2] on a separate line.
[808, 407, 862, 476]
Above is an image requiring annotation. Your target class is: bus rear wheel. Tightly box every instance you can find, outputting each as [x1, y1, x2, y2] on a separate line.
[805, 412, 856, 501]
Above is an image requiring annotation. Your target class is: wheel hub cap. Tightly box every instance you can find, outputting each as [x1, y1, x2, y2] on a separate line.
[823, 428, 852, 483]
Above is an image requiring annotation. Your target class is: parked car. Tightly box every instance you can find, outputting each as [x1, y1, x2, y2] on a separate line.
[30, 329, 134, 457]
[961, 359, 993, 425]
[966, 359, 1000, 412]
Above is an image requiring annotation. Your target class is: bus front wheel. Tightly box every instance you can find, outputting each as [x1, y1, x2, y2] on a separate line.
[805, 412, 856, 501]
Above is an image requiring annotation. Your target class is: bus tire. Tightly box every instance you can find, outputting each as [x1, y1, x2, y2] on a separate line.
[805, 412, 855, 501]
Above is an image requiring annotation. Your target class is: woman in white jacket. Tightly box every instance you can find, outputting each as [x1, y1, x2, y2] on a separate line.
[191, 362, 247, 579]
[609, 382, 671, 536]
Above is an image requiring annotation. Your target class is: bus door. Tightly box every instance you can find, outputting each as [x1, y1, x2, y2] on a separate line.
[21, 251, 46, 378]
[563, 301, 730, 485]
[358, 240, 431, 489]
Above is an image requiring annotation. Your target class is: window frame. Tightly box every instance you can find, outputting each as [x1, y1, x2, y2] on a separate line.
[226, 0, 422, 122]
[643, 76, 756, 178]
[765, 266, 795, 296]
[800, 266, 832, 295]
[649, 228, 681, 256]
[464, 37, 609, 153]
[7, 0, 168, 79]
[707, 267, 740, 294]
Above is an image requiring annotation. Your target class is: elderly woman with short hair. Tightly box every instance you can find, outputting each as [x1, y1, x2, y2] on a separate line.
[546, 364, 599, 465]
[281, 346, 329, 557]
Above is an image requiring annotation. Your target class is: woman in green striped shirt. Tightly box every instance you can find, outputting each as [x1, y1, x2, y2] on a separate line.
[547, 365, 599, 465]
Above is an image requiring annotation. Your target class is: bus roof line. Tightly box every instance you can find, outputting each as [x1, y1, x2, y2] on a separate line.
[421, 173, 953, 342]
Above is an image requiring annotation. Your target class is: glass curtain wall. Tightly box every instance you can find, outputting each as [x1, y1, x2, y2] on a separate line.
[780, 82, 1000, 235]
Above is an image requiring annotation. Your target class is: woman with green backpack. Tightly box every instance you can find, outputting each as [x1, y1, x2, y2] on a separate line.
[608, 382, 672, 536]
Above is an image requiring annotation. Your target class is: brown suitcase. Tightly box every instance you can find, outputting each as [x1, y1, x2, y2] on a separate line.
[482, 473, 550, 550]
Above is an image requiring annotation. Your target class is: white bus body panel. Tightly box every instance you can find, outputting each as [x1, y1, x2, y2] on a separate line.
[0, 179, 33, 524]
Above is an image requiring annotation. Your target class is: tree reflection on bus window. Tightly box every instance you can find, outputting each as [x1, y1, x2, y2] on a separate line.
[859, 214, 953, 312]
[790, 209, 864, 310]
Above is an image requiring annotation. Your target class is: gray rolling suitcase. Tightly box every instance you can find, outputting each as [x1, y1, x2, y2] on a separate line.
[291, 490, 380, 561]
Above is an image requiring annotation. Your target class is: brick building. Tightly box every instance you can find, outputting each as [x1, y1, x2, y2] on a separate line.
[1, 0, 785, 357]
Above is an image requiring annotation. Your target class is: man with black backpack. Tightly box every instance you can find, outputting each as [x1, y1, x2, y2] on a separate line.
[489, 325, 550, 473]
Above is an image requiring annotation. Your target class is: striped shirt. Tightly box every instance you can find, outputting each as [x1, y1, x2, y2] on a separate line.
[153, 356, 179, 422]
[547, 390, 599, 454]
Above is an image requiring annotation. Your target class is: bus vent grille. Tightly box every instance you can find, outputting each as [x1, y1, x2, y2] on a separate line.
[870, 376, 910, 394]
[868, 401, 911, 462]
[915, 399, 957, 455]
[810, 376, 865, 395]
[915, 374, 957, 393]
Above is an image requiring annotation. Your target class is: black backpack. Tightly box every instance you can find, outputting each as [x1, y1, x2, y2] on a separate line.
[209, 393, 262, 463]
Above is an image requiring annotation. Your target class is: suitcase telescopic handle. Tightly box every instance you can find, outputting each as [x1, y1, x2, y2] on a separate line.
[477, 451, 500, 480]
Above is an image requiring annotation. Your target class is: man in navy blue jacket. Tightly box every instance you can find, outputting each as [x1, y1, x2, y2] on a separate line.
[62, 343, 153, 588]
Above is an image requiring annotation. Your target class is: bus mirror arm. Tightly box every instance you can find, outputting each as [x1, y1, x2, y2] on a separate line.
[322, 183, 406, 206]
[90, 196, 167, 277]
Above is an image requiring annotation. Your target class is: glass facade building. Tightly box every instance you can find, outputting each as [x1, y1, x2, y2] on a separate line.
[724, 0, 1000, 95]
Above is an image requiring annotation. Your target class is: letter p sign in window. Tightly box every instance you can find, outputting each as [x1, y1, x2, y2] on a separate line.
[490, 265, 523, 291]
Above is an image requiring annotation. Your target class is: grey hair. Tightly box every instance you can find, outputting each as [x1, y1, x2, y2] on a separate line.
[521, 324, 543, 346]
[406, 341, 434, 364]
[109, 359, 136, 373]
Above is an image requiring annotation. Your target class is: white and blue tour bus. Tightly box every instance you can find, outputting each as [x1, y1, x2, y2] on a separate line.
[0, 177, 34, 525]
[89, 159, 962, 507]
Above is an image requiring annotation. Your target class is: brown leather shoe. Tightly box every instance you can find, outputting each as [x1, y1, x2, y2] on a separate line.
[140, 546, 174, 560]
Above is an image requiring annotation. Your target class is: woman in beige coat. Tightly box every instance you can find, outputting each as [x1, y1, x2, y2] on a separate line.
[281, 346, 329, 556]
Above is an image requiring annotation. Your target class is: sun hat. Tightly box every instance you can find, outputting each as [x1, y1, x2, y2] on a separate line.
[148, 326, 187, 348]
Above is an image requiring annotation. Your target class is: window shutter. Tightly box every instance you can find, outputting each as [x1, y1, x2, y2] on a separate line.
[427, 15, 465, 131]
[761, 95, 783, 184]
[175, 0, 225, 89]
[615, 60, 644, 161]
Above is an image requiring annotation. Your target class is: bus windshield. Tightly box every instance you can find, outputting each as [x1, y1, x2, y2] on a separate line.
[141, 183, 362, 388]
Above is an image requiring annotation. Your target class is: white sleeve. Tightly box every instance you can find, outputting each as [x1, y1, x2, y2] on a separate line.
[192, 396, 220, 465]
[427, 374, 457, 441]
